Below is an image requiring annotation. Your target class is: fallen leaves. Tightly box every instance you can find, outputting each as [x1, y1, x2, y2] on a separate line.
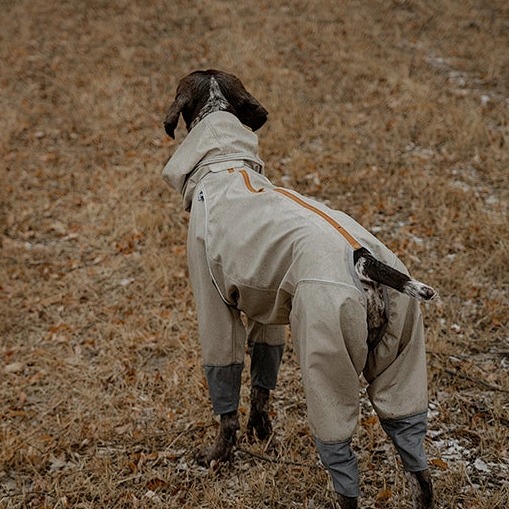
[114, 232, 145, 255]
[4, 361, 25, 373]
[115, 423, 131, 435]
[375, 489, 393, 507]
[430, 458, 449, 470]
[44, 323, 74, 342]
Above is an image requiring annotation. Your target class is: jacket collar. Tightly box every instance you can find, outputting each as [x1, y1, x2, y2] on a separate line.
[162, 111, 264, 210]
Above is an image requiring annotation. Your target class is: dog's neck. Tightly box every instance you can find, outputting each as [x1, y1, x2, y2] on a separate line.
[189, 77, 231, 131]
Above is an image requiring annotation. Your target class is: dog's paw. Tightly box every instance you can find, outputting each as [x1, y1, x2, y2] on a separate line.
[196, 412, 239, 467]
[248, 386, 273, 440]
[405, 469, 434, 509]
[336, 493, 358, 509]
[196, 442, 232, 467]
[247, 410, 272, 441]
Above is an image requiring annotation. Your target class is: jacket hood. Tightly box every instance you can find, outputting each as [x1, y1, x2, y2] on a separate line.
[162, 111, 264, 210]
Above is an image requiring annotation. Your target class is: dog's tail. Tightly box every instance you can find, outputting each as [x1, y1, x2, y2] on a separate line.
[354, 247, 437, 301]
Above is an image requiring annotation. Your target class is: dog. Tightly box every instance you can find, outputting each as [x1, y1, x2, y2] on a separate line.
[162, 69, 435, 509]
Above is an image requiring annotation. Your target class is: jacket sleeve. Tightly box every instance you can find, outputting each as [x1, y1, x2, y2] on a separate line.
[186, 195, 246, 367]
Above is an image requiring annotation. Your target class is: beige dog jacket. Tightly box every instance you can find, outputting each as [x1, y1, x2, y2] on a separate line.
[163, 112, 430, 497]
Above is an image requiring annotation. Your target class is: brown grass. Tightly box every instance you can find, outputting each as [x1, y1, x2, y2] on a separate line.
[1, 0, 508, 507]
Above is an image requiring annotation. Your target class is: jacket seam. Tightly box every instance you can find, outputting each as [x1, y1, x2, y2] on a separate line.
[314, 435, 353, 447]
[379, 409, 428, 424]
[200, 186, 238, 308]
[204, 362, 244, 369]
[295, 279, 364, 296]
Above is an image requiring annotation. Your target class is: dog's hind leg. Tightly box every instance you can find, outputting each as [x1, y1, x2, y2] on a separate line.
[196, 411, 240, 466]
[365, 292, 434, 507]
[337, 494, 358, 509]
[291, 282, 366, 501]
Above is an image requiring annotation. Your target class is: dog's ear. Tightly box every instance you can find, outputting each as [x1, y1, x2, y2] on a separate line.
[236, 96, 269, 131]
[219, 74, 268, 131]
[163, 86, 192, 139]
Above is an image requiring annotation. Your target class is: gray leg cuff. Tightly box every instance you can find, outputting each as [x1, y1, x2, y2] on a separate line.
[314, 437, 360, 498]
[205, 363, 243, 415]
[380, 411, 428, 472]
[249, 343, 284, 390]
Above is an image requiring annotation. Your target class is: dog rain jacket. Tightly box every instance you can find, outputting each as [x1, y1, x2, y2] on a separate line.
[163, 111, 430, 498]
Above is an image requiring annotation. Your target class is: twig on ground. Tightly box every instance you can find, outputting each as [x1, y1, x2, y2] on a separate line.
[116, 474, 145, 486]
[167, 422, 216, 436]
[437, 365, 508, 393]
[0, 491, 56, 500]
[428, 355, 508, 393]
[236, 447, 321, 469]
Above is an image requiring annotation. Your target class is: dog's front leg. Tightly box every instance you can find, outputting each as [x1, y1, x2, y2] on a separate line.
[405, 469, 434, 509]
[246, 322, 285, 440]
[196, 411, 240, 466]
[247, 386, 272, 440]
[336, 494, 358, 509]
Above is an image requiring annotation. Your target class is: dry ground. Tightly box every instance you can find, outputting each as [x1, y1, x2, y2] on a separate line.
[1, 0, 508, 507]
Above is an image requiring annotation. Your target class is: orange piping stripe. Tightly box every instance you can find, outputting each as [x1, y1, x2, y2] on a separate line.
[273, 188, 362, 249]
[229, 169, 362, 250]
[239, 169, 264, 193]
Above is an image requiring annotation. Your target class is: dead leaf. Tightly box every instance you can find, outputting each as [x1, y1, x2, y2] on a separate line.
[146, 478, 166, 490]
[362, 415, 379, 427]
[28, 372, 44, 385]
[49, 453, 68, 471]
[17, 391, 27, 408]
[125, 460, 137, 473]
[139, 452, 159, 466]
[115, 424, 131, 435]
[4, 362, 24, 373]
[471, 412, 488, 425]
[375, 489, 393, 507]
[430, 458, 449, 470]
[6, 410, 27, 418]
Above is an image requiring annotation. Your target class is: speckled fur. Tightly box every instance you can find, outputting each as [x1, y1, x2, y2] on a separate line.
[189, 77, 230, 130]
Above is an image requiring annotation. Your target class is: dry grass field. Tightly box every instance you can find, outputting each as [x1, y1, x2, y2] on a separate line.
[1, 0, 508, 507]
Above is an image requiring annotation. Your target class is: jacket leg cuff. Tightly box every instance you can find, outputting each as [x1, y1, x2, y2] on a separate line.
[314, 437, 360, 498]
[249, 343, 284, 390]
[205, 363, 244, 415]
[380, 410, 429, 472]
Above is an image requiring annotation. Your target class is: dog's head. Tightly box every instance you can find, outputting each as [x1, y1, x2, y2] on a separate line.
[164, 69, 268, 138]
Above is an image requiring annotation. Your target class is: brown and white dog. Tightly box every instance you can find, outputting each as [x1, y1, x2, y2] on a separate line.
[162, 69, 435, 509]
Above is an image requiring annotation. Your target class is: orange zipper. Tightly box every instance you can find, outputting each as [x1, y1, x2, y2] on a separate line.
[230, 169, 362, 250]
